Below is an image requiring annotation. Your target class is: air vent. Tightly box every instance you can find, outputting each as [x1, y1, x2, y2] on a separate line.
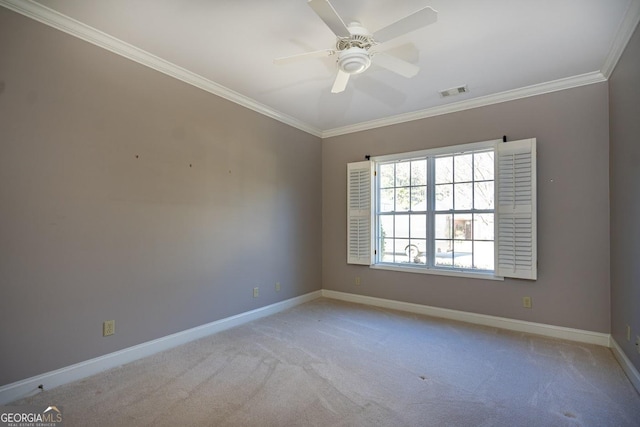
[439, 85, 469, 97]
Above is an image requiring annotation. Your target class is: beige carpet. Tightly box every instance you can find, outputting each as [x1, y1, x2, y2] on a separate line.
[15, 298, 640, 426]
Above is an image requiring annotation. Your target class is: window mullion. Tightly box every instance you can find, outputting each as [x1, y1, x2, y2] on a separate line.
[408, 162, 412, 253]
[471, 153, 475, 269]
[393, 163, 397, 263]
[427, 156, 436, 268]
[375, 163, 381, 263]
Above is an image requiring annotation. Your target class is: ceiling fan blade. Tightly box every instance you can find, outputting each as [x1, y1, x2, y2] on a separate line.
[373, 6, 437, 43]
[274, 49, 335, 65]
[308, 0, 350, 38]
[331, 70, 350, 93]
[373, 53, 419, 78]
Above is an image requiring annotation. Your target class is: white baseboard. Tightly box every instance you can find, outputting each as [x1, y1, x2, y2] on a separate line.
[0, 290, 322, 405]
[321, 290, 611, 347]
[3, 289, 625, 405]
[610, 337, 640, 394]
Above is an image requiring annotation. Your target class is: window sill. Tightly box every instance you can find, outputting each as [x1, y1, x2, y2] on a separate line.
[370, 264, 504, 281]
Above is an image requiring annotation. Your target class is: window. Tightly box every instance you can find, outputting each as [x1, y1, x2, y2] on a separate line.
[377, 148, 495, 271]
[347, 138, 537, 280]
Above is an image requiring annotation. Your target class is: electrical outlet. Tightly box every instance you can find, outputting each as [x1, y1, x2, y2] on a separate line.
[522, 297, 532, 309]
[275, 282, 281, 292]
[103, 320, 115, 337]
[355, 276, 361, 286]
[627, 325, 631, 341]
[253, 287, 259, 298]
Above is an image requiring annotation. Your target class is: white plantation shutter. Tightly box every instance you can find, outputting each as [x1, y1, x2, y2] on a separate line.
[496, 138, 537, 280]
[347, 161, 373, 265]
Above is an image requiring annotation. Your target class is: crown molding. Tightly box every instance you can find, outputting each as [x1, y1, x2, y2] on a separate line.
[0, 0, 323, 138]
[602, 0, 640, 78]
[321, 71, 607, 138]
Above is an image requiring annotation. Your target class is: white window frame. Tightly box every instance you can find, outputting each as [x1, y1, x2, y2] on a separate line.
[346, 138, 537, 281]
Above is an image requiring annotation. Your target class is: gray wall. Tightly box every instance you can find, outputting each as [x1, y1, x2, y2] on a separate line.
[610, 23, 640, 373]
[323, 83, 611, 333]
[0, 9, 322, 386]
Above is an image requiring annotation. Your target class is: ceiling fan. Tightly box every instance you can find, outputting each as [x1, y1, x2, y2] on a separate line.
[274, 0, 438, 93]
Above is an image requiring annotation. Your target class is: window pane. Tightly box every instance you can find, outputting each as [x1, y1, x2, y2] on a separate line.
[411, 160, 427, 185]
[435, 214, 452, 239]
[396, 188, 410, 211]
[380, 215, 394, 239]
[474, 181, 494, 209]
[380, 164, 395, 188]
[474, 152, 494, 181]
[435, 184, 452, 210]
[474, 241, 494, 270]
[453, 214, 472, 240]
[435, 240, 453, 266]
[381, 238, 394, 262]
[396, 162, 410, 187]
[396, 238, 410, 263]
[454, 183, 473, 210]
[473, 214, 494, 240]
[435, 156, 453, 184]
[410, 214, 427, 239]
[395, 215, 409, 238]
[380, 189, 394, 212]
[454, 154, 473, 182]
[411, 186, 427, 211]
[407, 239, 426, 264]
[454, 240, 473, 268]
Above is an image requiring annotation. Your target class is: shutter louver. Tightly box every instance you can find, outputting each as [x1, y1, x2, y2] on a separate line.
[496, 139, 537, 280]
[347, 161, 373, 265]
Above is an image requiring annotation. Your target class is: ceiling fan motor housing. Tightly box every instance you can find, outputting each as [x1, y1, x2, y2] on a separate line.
[337, 47, 371, 74]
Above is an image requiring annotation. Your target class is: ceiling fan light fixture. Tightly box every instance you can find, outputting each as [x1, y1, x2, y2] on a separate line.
[337, 47, 371, 74]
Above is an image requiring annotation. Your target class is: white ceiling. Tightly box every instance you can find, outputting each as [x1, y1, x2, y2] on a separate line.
[5, 0, 640, 136]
